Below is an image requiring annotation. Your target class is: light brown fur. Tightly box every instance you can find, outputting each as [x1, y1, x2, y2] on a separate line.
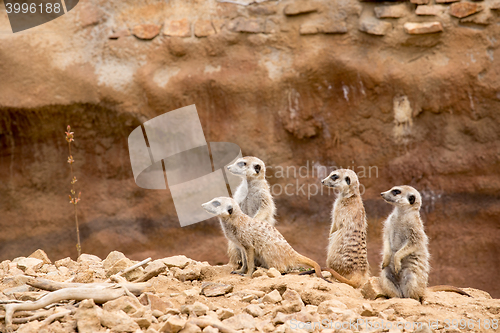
[226, 157, 276, 267]
[321, 169, 369, 288]
[202, 197, 325, 280]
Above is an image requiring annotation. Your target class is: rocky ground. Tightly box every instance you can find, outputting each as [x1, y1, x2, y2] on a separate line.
[0, 250, 498, 333]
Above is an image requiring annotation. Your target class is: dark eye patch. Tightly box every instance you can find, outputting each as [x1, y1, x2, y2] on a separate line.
[254, 164, 261, 174]
[330, 174, 339, 181]
[391, 189, 401, 196]
[237, 162, 246, 167]
[228, 206, 233, 215]
[212, 201, 221, 207]
[408, 195, 416, 205]
[345, 176, 351, 185]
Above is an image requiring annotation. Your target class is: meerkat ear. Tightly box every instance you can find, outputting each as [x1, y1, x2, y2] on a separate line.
[408, 195, 416, 205]
[345, 176, 351, 185]
[254, 164, 261, 174]
[228, 206, 233, 215]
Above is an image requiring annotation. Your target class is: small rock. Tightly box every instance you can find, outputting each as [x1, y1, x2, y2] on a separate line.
[17, 258, 43, 272]
[194, 20, 216, 37]
[139, 293, 173, 313]
[74, 269, 94, 283]
[103, 296, 143, 315]
[284, 1, 319, 16]
[192, 302, 209, 316]
[75, 299, 102, 333]
[153, 310, 165, 318]
[163, 255, 191, 269]
[175, 265, 201, 281]
[201, 282, 233, 297]
[410, 0, 430, 4]
[318, 300, 347, 314]
[361, 277, 386, 300]
[183, 288, 201, 297]
[281, 289, 305, 313]
[164, 19, 191, 37]
[273, 312, 288, 325]
[461, 9, 493, 24]
[491, 1, 500, 10]
[179, 323, 202, 333]
[228, 17, 265, 33]
[216, 308, 234, 320]
[100, 309, 140, 332]
[403, 22, 443, 34]
[263, 289, 283, 304]
[133, 24, 161, 40]
[241, 294, 256, 302]
[202, 326, 218, 333]
[415, 5, 446, 15]
[222, 313, 255, 330]
[359, 18, 392, 36]
[435, 0, 459, 3]
[244, 304, 265, 317]
[251, 268, 267, 278]
[360, 303, 377, 317]
[77, 254, 102, 263]
[414, 324, 434, 333]
[267, 268, 281, 278]
[28, 249, 51, 264]
[135, 317, 153, 329]
[103, 251, 127, 270]
[161, 315, 187, 333]
[449, 2, 483, 18]
[374, 4, 409, 18]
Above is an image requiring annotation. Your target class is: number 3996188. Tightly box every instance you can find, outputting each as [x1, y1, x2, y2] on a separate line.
[5, 2, 62, 14]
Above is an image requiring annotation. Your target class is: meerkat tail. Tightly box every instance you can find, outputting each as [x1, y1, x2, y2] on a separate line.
[427, 285, 472, 297]
[295, 255, 328, 281]
[299, 267, 358, 288]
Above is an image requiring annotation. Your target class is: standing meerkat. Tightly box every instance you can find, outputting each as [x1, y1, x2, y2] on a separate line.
[380, 186, 470, 301]
[202, 197, 328, 280]
[322, 169, 370, 288]
[226, 156, 276, 267]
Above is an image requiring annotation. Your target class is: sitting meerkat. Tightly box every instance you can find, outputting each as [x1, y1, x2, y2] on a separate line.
[226, 156, 276, 267]
[380, 186, 470, 301]
[202, 197, 327, 280]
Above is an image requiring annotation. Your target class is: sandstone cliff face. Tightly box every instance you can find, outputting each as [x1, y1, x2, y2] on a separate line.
[0, 0, 499, 297]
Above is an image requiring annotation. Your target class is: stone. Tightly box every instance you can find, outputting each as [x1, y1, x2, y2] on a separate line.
[244, 304, 265, 317]
[195, 20, 216, 38]
[461, 9, 494, 24]
[360, 303, 377, 317]
[359, 18, 392, 36]
[201, 282, 233, 297]
[374, 4, 409, 18]
[74, 269, 94, 283]
[160, 315, 187, 333]
[281, 289, 305, 313]
[267, 267, 281, 278]
[284, 1, 319, 16]
[133, 24, 161, 40]
[77, 254, 102, 263]
[272, 312, 288, 325]
[202, 326, 218, 333]
[153, 310, 164, 318]
[17, 258, 43, 272]
[228, 18, 265, 33]
[435, 0, 459, 3]
[192, 302, 209, 316]
[216, 307, 234, 320]
[103, 251, 127, 270]
[100, 309, 140, 332]
[174, 265, 201, 281]
[28, 249, 51, 264]
[263, 289, 282, 303]
[361, 277, 386, 300]
[222, 313, 255, 330]
[410, 0, 430, 4]
[491, 1, 500, 10]
[449, 2, 483, 18]
[183, 287, 201, 297]
[415, 5, 446, 15]
[403, 22, 443, 34]
[139, 293, 173, 313]
[318, 299, 347, 314]
[179, 323, 202, 333]
[163, 255, 191, 269]
[164, 19, 191, 37]
[106, 257, 134, 277]
[251, 268, 267, 278]
[75, 299, 102, 333]
[103, 296, 143, 315]
[138, 263, 166, 282]
[135, 316, 153, 329]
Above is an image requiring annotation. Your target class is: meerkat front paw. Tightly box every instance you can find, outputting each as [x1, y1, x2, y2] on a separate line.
[382, 256, 390, 269]
[394, 260, 401, 274]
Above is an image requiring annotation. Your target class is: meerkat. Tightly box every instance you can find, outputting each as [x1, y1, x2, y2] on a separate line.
[380, 186, 470, 301]
[202, 197, 328, 280]
[225, 156, 276, 267]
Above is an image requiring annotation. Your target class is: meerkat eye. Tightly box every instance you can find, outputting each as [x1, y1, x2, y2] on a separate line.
[345, 177, 351, 185]
[227, 206, 233, 215]
[238, 162, 246, 167]
[254, 164, 261, 174]
[330, 174, 339, 180]
[212, 201, 221, 207]
[391, 189, 401, 196]
[408, 195, 416, 205]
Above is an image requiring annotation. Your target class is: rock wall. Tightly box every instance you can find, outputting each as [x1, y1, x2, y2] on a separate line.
[0, 0, 499, 297]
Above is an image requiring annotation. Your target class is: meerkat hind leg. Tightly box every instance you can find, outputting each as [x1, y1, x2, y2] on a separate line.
[380, 267, 403, 298]
[245, 247, 255, 277]
[231, 245, 248, 276]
